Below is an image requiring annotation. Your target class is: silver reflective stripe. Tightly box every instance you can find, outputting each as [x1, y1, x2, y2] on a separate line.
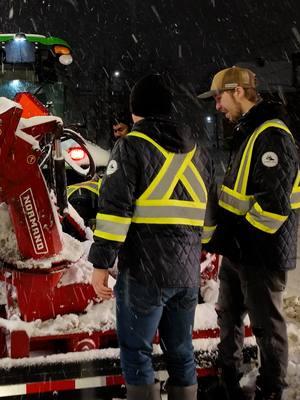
[87, 182, 98, 189]
[235, 119, 292, 194]
[201, 226, 216, 243]
[183, 166, 207, 202]
[219, 190, 252, 215]
[133, 205, 205, 221]
[67, 181, 99, 197]
[291, 191, 300, 208]
[234, 133, 257, 193]
[95, 219, 130, 237]
[291, 170, 300, 209]
[246, 207, 286, 233]
[148, 153, 187, 199]
[128, 132, 208, 225]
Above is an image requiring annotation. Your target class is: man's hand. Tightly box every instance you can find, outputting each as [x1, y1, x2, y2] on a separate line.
[92, 268, 113, 300]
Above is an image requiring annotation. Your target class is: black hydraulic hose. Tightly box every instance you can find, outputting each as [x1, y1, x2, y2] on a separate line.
[54, 157, 68, 215]
[54, 124, 68, 216]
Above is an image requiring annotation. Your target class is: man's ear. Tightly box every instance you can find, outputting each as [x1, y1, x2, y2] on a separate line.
[234, 86, 245, 99]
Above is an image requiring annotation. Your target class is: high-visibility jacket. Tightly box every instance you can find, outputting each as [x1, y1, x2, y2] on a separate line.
[67, 178, 102, 199]
[88, 118, 217, 288]
[206, 100, 299, 270]
[94, 131, 216, 244]
[219, 119, 300, 234]
[67, 178, 102, 228]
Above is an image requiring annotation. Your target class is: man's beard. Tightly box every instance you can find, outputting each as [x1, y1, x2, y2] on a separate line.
[227, 98, 243, 123]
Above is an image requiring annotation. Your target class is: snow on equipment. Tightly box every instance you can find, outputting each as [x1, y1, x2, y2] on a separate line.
[0, 33, 257, 399]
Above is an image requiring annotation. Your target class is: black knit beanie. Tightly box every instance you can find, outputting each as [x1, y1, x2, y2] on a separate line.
[130, 73, 173, 118]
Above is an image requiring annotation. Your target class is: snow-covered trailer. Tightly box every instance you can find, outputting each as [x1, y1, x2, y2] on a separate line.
[0, 289, 257, 399]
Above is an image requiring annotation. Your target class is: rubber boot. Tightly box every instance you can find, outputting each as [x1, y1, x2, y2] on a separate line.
[126, 381, 161, 400]
[254, 386, 284, 400]
[221, 367, 248, 400]
[166, 383, 198, 400]
[254, 375, 285, 400]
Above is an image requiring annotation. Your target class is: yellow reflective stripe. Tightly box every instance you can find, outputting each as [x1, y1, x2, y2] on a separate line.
[94, 230, 126, 242]
[67, 181, 100, 197]
[128, 131, 169, 157]
[235, 119, 292, 195]
[180, 174, 201, 202]
[80, 184, 99, 195]
[235, 128, 260, 194]
[245, 215, 279, 234]
[189, 161, 208, 200]
[291, 192, 300, 209]
[129, 132, 207, 203]
[260, 120, 292, 135]
[219, 199, 246, 216]
[293, 170, 300, 188]
[219, 185, 253, 215]
[201, 225, 216, 243]
[140, 153, 175, 200]
[163, 147, 196, 199]
[291, 171, 300, 209]
[147, 153, 187, 199]
[246, 202, 288, 233]
[94, 213, 131, 242]
[128, 131, 208, 224]
[134, 204, 205, 219]
[67, 186, 79, 197]
[131, 217, 204, 226]
[135, 199, 206, 208]
[97, 213, 131, 224]
[133, 200, 205, 225]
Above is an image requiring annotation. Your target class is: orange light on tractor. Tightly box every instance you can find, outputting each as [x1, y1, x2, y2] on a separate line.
[53, 45, 70, 55]
[68, 147, 86, 161]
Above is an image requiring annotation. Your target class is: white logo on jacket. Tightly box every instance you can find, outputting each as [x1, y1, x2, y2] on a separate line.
[261, 152, 278, 167]
[106, 159, 118, 175]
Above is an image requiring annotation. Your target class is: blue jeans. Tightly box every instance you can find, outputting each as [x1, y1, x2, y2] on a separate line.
[114, 271, 198, 386]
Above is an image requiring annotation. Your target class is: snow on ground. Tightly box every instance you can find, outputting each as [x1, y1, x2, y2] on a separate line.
[282, 296, 300, 400]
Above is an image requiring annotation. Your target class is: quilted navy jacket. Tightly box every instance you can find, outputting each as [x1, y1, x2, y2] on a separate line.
[206, 101, 299, 270]
[88, 117, 217, 288]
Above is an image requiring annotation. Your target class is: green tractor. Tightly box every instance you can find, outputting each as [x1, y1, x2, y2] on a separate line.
[0, 32, 73, 118]
[0, 32, 112, 234]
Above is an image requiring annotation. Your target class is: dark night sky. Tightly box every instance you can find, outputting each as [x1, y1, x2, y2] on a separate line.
[2, 0, 300, 83]
[1, 0, 300, 145]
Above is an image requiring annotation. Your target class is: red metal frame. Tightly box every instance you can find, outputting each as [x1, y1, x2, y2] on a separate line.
[0, 98, 63, 259]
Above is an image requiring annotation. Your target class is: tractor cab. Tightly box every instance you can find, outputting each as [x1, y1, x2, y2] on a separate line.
[0, 32, 72, 118]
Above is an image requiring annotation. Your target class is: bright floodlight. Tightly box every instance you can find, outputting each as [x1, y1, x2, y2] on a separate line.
[113, 70, 120, 77]
[206, 115, 213, 123]
[59, 54, 73, 65]
[9, 80, 20, 87]
[14, 33, 26, 41]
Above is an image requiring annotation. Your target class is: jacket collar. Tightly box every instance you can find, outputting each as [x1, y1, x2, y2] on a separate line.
[231, 100, 288, 149]
[131, 117, 195, 153]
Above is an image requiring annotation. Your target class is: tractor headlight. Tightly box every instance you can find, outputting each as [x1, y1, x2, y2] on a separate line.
[59, 54, 73, 65]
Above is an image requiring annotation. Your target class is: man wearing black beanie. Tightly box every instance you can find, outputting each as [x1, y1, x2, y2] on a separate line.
[130, 73, 173, 117]
[89, 73, 217, 400]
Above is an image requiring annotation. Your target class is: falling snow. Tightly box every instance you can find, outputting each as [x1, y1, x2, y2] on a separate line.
[151, 5, 162, 24]
[0, 1, 300, 397]
[8, 7, 13, 19]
